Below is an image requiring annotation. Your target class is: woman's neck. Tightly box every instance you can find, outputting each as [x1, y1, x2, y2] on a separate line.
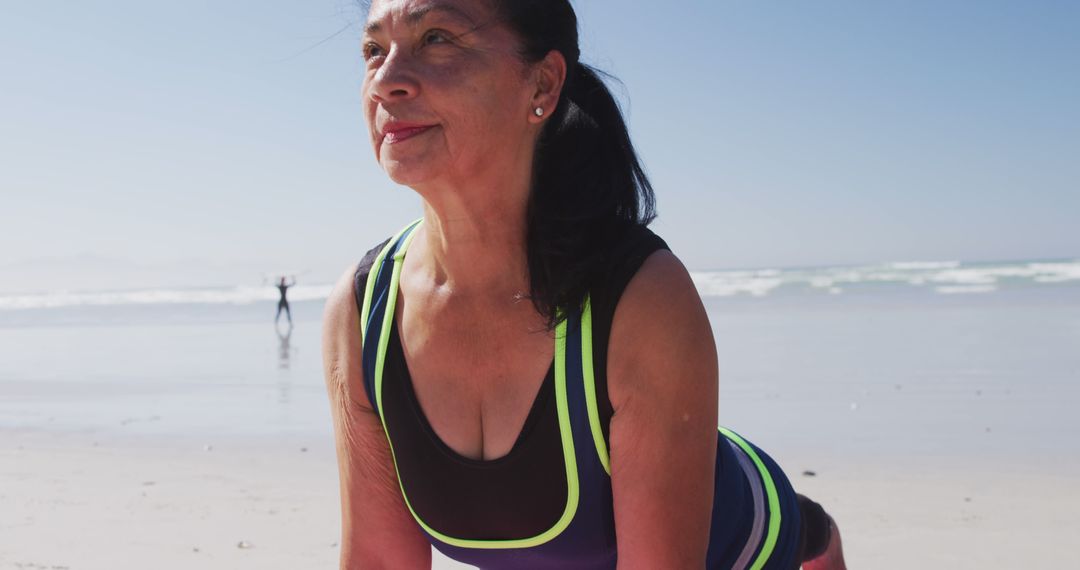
[410, 179, 532, 298]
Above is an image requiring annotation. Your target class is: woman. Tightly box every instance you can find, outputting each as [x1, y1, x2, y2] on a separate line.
[322, 1, 847, 568]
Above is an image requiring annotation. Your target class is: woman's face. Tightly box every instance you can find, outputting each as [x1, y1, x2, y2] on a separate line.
[361, 0, 538, 187]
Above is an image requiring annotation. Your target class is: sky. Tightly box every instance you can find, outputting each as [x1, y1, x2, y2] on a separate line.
[2, 0, 1078, 293]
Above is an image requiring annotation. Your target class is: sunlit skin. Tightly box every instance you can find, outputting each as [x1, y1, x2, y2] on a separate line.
[360, 0, 568, 466]
[324, 1, 845, 569]
[361, 0, 553, 200]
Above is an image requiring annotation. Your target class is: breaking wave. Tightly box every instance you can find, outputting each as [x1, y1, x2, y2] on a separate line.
[0, 285, 334, 311]
[688, 259, 1080, 298]
[2, 259, 1077, 310]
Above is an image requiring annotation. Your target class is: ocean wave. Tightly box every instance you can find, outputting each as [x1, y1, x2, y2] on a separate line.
[935, 285, 999, 295]
[688, 259, 1079, 298]
[0, 285, 334, 311]
[887, 261, 962, 270]
[3, 259, 1077, 309]
[689, 273, 783, 298]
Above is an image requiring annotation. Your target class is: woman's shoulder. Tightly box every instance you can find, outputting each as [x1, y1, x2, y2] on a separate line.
[606, 226, 701, 343]
[589, 224, 683, 352]
[606, 249, 714, 416]
[619, 248, 699, 316]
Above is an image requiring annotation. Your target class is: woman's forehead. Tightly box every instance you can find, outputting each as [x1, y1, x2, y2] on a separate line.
[365, 0, 494, 32]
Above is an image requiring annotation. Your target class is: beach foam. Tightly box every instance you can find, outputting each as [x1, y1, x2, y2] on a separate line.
[2, 259, 1077, 310]
[0, 284, 333, 311]
[689, 259, 1080, 298]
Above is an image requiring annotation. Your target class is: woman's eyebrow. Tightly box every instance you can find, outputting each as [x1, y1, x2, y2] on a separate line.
[364, 4, 477, 35]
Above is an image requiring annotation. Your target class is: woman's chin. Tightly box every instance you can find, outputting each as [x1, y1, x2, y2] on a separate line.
[381, 167, 429, 188]
[380, 157, 439, 187]
[378, 144, 448, 186]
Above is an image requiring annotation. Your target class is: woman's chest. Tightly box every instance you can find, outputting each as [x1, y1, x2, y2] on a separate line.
[375, 303, 618, 566]
[396, 305, 555, 461]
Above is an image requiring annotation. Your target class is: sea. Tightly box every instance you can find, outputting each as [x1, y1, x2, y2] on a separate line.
[2, 258, 1079, 469]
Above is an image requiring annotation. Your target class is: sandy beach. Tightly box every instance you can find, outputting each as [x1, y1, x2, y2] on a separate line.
[4, 430, 1076, 569]
[2, 276, 1079, 569]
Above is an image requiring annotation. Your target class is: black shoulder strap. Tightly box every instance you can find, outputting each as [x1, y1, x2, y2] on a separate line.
[353, 238, 392, 316]
[353, 237, 391, 412]
[355, 220, 423, 416]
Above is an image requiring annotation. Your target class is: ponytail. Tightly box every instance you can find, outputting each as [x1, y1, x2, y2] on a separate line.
[525, 62, 656, 327]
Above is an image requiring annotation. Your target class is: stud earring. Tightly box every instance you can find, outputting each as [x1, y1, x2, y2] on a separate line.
[534, 107, 544, 117]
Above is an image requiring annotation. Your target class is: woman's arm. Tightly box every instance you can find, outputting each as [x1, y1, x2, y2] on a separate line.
[607, 251, 719, 568]
[322, 267, 432, 570]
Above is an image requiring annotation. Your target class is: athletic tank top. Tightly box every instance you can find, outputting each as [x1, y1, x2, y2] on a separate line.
[353, 220, 804, 569]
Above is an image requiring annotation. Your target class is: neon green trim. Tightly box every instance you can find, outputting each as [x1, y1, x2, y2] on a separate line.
[360, 219, 421, 345]
[719, 427, 781, 570]
[372, 224, 415, 420]
[372, 223, 580, 549]
[580, 297, 611, 475]
[393, 221, 422, 261]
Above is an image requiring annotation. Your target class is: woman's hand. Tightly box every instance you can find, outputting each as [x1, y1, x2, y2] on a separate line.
[323, 266, 432, 569]
[607, 251, 719, 569]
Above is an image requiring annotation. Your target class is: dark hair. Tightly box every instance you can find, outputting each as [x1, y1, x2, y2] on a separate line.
[359, 0, 656, 328]
[499, 0, 656, 328]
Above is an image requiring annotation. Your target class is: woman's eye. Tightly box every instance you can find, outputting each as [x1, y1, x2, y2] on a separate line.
[363, 42, 385, 61]
[422, 30, 451, 46]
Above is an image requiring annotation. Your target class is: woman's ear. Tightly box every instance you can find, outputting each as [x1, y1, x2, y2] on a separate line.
[529, 50, 568, 124]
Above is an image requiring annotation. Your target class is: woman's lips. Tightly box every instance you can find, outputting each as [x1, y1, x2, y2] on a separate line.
[383, 125, 436, 145]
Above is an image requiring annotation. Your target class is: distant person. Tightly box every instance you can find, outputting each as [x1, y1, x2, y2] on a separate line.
[275, 275, 295, 325]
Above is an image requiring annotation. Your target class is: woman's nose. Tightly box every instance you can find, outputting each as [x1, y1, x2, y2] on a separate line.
[368, 46, 419, 103]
